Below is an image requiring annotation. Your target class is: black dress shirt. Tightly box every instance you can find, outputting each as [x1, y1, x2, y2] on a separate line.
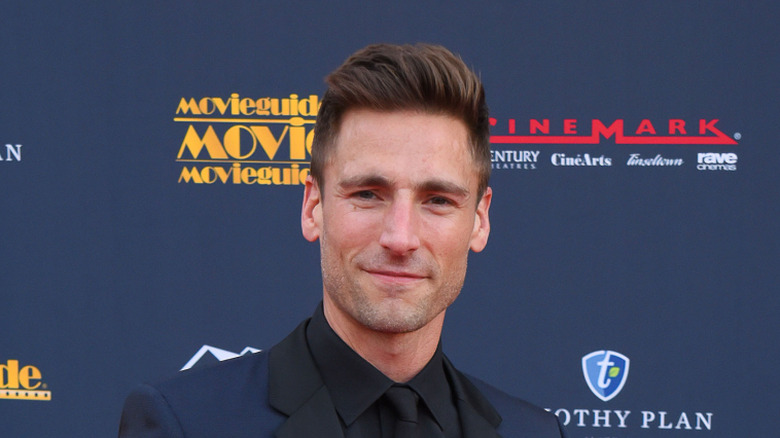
[306, 304, 462, 437]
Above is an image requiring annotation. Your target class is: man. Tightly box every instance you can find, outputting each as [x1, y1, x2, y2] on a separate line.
[119, 43, 567, 437]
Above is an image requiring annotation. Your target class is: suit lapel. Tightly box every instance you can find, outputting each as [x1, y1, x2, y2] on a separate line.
[274, 386, 343, 438]
[456, 399, 503, 438]
[443, 356, 503, 438]
[266, 318, 502, 438]
[268, 319, 344, 438]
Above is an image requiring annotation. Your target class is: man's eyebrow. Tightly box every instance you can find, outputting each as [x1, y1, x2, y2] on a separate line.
[338, 175, 469, 196]
[337, 174, 392, 189]
[337, 174, 470, 199]
[417, 180, 470, 198]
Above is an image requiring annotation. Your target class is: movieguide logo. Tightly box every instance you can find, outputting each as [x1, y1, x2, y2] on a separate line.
[175, 93, 319, 186]
[0, 359, 51, 401]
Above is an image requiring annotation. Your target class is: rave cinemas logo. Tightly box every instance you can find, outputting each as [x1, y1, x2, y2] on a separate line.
[697, 152, 737, 171]
[547, 351, 713, 434]
[489, 117, 738, 146]
[175, 93, 319, 186]
[0, 360, 51, 401]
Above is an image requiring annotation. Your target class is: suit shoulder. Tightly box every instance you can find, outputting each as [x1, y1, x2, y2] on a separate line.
[465, 374, 547, 414]
[120, 351, 284, 437]
[155, 350, 270, 396]
[465, 375, 567, 437]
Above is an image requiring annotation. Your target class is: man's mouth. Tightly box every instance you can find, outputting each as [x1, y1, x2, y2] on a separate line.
[365, 269, 426, 284]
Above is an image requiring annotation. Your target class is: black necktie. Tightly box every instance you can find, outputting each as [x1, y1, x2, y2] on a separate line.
[384, 384, 419, 438]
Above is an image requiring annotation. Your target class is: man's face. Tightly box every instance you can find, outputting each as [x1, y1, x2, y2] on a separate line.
[301, 109, 491, 334]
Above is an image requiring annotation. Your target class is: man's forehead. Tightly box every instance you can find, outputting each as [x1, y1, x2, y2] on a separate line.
[337, 108, 467, 138]
[332, 109, 471, 155]
[314, 109, 476, 189]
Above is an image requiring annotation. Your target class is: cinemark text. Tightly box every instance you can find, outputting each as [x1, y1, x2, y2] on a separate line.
[490, 118, 737, 145]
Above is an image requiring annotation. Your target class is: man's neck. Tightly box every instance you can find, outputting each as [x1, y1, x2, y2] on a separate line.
[322, 299, 445, 383]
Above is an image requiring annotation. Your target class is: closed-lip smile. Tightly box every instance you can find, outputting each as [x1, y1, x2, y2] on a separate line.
[365, 269, 426, 283]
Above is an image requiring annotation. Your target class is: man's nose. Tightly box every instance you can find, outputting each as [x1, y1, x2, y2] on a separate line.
[378, 199, 421, 254]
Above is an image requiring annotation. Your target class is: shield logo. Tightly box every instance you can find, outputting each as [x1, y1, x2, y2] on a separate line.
[582, 350, 630, 402]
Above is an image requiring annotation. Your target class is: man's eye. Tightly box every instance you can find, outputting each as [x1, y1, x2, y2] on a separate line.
[428, 196, 452, 206]
[355, 190, 376, 200]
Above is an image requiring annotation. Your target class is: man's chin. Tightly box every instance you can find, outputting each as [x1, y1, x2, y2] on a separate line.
[358, 301, 430, 334]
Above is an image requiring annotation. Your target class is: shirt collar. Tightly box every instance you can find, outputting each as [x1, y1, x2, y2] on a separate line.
[405, 340, 453, 431]
[307, 303, 393, 425]
[306, 303, 451, 429]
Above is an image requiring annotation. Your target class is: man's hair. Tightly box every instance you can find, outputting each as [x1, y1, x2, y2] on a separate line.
[310, 43, 491, 199]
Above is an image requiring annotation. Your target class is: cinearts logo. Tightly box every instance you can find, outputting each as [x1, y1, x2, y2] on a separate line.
[0, 360, 51, 401]
[489, 117, 738, 145]
[174, 93, 319, 186]
[552, 153, 612, 167]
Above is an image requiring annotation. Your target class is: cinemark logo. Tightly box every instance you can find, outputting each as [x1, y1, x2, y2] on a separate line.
[490, 118, 738, 145]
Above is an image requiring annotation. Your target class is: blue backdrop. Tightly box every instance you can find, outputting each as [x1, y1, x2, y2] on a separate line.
[2, 1, 778, 436]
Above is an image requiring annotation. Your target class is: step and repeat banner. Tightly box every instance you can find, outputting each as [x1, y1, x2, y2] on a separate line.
[2, 2, 778, 437]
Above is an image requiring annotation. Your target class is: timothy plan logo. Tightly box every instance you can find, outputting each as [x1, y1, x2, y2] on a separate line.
[550, 351, 714, 433]
[582, 350, 630, 402]
[1, 144, 22, 163]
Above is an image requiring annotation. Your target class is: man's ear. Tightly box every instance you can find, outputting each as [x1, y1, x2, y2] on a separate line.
[469, 186, 492, 252]
[301, 175, 322, 242]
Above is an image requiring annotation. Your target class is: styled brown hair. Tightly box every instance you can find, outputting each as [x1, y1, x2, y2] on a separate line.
[310, 43, 491, 198]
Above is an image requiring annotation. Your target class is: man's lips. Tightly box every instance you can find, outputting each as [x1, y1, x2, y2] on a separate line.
[364, 269, 427, 283]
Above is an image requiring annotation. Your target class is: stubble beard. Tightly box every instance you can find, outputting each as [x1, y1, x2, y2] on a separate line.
[320, 243, 467, 334]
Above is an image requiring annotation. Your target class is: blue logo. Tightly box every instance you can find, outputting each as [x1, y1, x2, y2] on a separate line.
[582, 350, 630, 402]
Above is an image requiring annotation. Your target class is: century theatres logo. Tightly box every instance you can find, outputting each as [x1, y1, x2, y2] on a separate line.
[175, 93, 319, 186]
[489, 117, 738, 146]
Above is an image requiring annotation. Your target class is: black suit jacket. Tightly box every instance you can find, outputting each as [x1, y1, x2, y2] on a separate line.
[119, 318, 567, 437]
